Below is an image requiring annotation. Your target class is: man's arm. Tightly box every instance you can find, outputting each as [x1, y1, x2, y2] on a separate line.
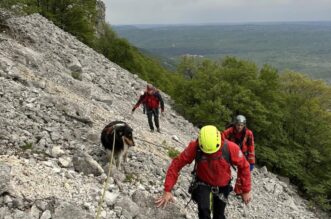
[164, 141, 197, 192]
[228, 141, 252, 204]
[221, 127, 232, 141]
[156, 141, 197, 208]
[132, 94, 145, 112]
[155, 92, 164, 112]
[246, 130, 255, 165]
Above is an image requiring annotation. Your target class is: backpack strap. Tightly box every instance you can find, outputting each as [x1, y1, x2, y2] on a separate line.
[221, 140, 231, 166]
[193, 140, 233, 172]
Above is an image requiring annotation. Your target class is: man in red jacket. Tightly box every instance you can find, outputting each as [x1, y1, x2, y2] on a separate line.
[155, 125, 251, 219]
[132, 84, 164, 132]
[222, 115, 255, 171]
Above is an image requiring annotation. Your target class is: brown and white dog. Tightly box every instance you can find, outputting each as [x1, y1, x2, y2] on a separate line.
[101, 121, 135, 169]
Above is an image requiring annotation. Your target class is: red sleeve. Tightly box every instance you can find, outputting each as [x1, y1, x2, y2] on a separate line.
[221, 127, 232, 141]
[246, 130, 255, 164]
[132, 94, 146, 110]
[228, 141, 251, 193]
[164, 141, 197, 192]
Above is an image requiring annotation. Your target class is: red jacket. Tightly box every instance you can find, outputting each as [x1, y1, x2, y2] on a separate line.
[221, 126, 255, 164]
[164, 140, 251, 193]
[133, 91, 164, 111]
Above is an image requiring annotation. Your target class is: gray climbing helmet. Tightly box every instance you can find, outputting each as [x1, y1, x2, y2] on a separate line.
[235, 115, 246, 125]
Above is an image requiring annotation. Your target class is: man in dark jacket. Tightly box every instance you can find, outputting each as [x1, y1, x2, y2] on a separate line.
[155, 125, 251, 219]
[132, 84, 164, 132]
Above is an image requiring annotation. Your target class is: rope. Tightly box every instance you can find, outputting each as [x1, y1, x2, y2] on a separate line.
[95, 129, 117, 219]
[135, 136, 185, 149]
[135, 136, 165, 148]
[95, 135, 183, 217]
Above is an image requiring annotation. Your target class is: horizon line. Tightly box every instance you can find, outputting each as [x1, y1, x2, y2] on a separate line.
[111, 20, 331, 26]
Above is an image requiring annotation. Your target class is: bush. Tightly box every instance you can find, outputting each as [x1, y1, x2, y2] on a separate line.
[71, 71, 82, 80]
[167, 147, 180, 159]
[21, 142, 33, 150]
[124, 173, 137, 183]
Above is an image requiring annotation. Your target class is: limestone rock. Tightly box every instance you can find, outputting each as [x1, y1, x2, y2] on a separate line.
[73, 150, 104, 176]
[0, 164, 11, 195]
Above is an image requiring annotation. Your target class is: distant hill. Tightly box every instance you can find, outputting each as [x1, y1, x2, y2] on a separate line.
[114, 22, 331, 82]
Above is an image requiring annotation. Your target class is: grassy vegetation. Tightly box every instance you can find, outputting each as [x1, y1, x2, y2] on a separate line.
[161, 140, 180, 159]
[71, 71, 82, 80]
[124, 173, 137, 183]
[167, 147, 180, 159]
[21, 142, 33, 150]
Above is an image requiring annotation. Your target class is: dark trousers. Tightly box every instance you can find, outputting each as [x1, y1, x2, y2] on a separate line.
[192, 184, 231, 219]
[146, 108, 159, 131]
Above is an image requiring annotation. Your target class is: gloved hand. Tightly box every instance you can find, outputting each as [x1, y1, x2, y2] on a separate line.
[131, 108, 135, 115]
[249, 164, 254, 172]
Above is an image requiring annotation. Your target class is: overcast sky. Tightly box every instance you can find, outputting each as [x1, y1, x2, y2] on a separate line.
[102, 0, 331, 25]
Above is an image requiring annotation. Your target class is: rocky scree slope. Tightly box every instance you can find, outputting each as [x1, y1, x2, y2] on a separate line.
[0, 10, 327, 219]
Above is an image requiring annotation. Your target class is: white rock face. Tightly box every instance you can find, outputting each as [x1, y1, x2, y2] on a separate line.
[0, 9, 328, 219]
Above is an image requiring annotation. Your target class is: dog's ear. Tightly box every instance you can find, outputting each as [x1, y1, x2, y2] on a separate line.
[124, 127, 133, 136]
[125, 126, 133, 132]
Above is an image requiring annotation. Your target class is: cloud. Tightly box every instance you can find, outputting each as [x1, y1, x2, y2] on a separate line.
[102, 0, 331, 24]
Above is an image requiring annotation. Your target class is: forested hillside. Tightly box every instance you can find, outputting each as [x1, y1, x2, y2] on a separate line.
[114, 23, 331, 82]
[1, 0, 330, 212]
[174, 56, 331, 211]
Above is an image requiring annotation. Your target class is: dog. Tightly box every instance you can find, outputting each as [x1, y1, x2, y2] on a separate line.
[101, 121, 135, 169]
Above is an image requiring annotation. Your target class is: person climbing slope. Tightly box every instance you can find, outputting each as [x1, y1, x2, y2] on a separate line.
[132, 84, 164, 132]
[222, 115, 255, 170]
[156, 125, 251, 219]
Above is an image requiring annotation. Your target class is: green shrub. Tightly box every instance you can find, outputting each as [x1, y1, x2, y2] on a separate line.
[124, 173, 136, 183]
[71, 71, 82, 80]
[167, 147, 180, 159]
[21, 142, 33, 150]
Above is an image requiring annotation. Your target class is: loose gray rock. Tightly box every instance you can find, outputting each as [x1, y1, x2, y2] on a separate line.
[53, 202, 93, 219]
[104, 191, 119, 206]
[72, 150, 104, 176]
[115, 196, 140, 218]
[39, 210, 51, 219]
[0, 164, 11, 195]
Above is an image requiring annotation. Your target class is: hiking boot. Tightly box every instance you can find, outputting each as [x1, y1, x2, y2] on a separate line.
[150, 129, 154, 133]
[157, 128, 161, 133]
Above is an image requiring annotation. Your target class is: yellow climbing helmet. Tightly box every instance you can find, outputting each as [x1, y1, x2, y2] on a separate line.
[198, 125, 221, 154]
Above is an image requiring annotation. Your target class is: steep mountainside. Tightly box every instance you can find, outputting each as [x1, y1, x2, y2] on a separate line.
[0, 10, 327, 219]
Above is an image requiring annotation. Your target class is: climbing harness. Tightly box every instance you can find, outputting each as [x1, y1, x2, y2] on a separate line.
[185, 141, 233, 207]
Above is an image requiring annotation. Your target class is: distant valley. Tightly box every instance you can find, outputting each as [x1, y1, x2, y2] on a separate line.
[114, 22, 331, 82]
